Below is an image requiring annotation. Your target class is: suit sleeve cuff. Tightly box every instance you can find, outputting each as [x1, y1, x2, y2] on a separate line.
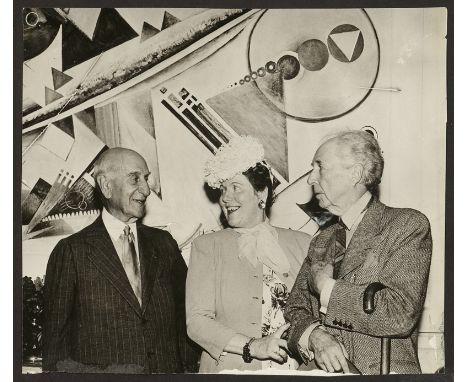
[319, 278, 336, 314]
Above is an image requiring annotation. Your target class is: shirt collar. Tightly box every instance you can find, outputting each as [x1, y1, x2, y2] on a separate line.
[340, 191, 372, 230]
[101, 208, 138, 242]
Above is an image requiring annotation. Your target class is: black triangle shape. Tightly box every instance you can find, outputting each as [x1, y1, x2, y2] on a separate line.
[161, 11, 180, 30]
[75, 107, 97, 136]
[22, 177, 52, 225]
[140, 21, 160, 43]
[53, 115, 75, 139]
[62, 8, 138, 71]
[51, 67, 73, 90]
[45, 87, 63, 105]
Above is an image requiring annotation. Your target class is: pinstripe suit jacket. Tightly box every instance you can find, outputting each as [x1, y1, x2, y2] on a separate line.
[285, 198, 432, 374]
[42, 215, 200, 373]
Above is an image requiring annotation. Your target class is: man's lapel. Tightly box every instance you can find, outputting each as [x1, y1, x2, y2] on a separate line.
[338, 198, 386, 279]
[137, 224, 163, 315]
[310, 226, 337, 263]
[85, 216, 142, 316]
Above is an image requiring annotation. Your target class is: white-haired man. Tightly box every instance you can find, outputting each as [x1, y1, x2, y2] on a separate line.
[285, 131, 432, 374]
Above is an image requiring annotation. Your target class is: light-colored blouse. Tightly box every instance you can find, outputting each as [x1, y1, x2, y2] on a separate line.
[261, 264, 299, 371]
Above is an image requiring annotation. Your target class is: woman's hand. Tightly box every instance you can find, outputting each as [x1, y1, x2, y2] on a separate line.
[249, 323, 290, 363]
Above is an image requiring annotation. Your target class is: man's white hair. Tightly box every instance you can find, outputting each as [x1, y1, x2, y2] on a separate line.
[329, 130, 384, 192]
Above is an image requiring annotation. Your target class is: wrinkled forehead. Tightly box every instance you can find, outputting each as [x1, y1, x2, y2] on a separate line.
[110, 152, 150, 176]
[313, 139, 354, 168]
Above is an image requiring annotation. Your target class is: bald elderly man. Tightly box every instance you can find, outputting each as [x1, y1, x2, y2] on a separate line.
[42, 148, 200, 373]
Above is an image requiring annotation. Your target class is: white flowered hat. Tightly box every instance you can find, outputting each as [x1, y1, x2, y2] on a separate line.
[204, 135, 265, 188]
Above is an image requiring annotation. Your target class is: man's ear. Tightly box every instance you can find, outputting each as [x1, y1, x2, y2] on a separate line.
[96, 174, 112, 199]
[350, 163, 364, 186]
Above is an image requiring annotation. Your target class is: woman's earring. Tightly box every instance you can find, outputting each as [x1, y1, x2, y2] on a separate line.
[258, 200, 266, 209]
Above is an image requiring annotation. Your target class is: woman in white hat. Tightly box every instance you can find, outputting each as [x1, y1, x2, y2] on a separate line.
[186, 136, 311, 373]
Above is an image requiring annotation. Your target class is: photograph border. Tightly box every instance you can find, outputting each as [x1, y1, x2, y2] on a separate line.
[13, 0, 454, 381]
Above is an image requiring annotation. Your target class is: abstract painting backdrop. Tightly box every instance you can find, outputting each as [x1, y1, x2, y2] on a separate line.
[21, 8, 446, 372]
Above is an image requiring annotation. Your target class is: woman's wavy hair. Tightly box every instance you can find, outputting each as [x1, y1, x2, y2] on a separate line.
[243, 162, 273, 216]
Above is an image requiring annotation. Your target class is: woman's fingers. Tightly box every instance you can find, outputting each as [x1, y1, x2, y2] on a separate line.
[266, 337, 289, 363]
[277, 338, 288, 350]
[277, 348, 288, 360]
[270, 352, 285, 363]
[270, 348, 287, 363]
[272, 322, 290, 339]
[251, 333, 291, 363]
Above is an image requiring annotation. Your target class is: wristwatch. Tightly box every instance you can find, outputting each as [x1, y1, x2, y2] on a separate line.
[242, 338, 255, 363]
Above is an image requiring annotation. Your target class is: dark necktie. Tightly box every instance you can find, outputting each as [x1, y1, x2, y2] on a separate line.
[121, 225, 142, 305]
[333, 221, 347, 279]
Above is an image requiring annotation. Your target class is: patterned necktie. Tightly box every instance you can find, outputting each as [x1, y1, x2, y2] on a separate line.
[333, 221, 347, 279]
[121, 225, 142, 305]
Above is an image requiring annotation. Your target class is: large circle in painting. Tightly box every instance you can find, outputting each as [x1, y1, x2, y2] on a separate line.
[247, 9, 380, 122]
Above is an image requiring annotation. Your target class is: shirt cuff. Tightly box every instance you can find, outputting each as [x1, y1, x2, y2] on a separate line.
[297, 322, 323, 363]
[319, 278, 336, 314]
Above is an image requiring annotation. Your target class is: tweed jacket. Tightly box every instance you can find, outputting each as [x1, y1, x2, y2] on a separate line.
[284, 198, 432, 374]
[186, 226, 311, 373]
[42, 215, 200, 373]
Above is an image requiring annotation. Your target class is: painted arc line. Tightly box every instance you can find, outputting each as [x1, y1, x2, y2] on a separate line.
[22, 9, 261, 134]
